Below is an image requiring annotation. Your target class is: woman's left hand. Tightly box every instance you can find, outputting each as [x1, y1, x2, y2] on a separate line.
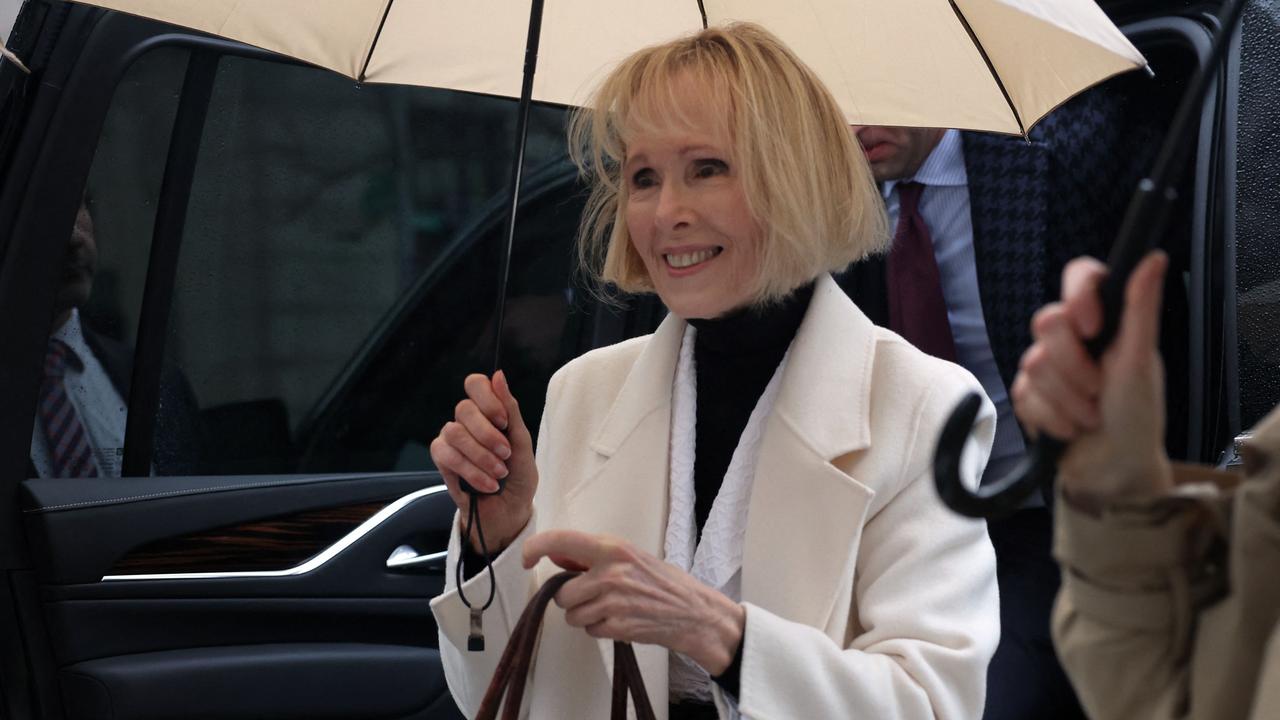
[523, 529, 745, 675]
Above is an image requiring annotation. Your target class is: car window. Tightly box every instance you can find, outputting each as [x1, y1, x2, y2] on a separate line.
[1234, 0, 1280, 433]
[41, 43, 585, 478]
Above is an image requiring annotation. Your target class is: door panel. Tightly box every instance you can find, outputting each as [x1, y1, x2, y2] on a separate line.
[22, 473, 458, 718]
[60, 643, 450, 720]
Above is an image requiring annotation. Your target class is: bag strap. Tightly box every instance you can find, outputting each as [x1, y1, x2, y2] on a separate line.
[474, 570, 657, 720]
[611, 640, 657, 720]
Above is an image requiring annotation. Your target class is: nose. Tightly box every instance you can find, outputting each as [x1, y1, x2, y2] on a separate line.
[654, 179, 694, 232]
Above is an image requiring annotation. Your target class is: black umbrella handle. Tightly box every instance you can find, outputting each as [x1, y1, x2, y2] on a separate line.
[456, 0, 548, 501]
[933, 0, 1247, 519]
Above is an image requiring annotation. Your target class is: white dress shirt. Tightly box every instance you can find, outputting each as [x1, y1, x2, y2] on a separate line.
[29, 308, 128, 477]
[883, 129, 1028, 489]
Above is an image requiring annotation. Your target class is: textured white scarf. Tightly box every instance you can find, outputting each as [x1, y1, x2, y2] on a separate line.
[665, 325, 788, 706]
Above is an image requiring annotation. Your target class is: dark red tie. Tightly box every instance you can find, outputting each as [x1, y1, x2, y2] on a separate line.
[886, 181, 957, 362]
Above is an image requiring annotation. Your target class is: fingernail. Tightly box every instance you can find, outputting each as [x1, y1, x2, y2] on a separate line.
[496, 465, 509, 479]
[498, 445, 512, 459]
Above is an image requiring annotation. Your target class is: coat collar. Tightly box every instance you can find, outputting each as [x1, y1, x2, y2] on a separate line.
[590, 274, 875, 461]
[769, 274, 875, 459]
[589, 313, 684, 457]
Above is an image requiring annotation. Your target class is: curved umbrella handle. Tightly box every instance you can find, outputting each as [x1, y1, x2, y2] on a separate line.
[932, 392, 1064, 518]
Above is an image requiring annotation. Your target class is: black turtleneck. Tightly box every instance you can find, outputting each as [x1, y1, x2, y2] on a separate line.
[667, 281, 812, 715]
[687, 281, 814, 536]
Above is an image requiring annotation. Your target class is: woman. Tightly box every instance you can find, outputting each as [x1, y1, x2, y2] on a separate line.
[429, 23, 998, 719]
[1014, 251, 1280, 720]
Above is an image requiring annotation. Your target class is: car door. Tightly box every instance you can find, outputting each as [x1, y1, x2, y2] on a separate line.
[0, 4, 658, 719]
[1224, 0, 1280, 450]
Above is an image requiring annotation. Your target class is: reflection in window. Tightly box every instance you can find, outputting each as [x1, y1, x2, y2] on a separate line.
[28, 48, 190, 478]
[163, 54, 581, 475]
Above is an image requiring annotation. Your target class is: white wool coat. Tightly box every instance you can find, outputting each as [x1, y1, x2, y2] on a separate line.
[431, 274, 1000, 719]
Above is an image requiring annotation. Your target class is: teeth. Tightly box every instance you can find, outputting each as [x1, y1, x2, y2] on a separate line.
[666, 249, 718, 268]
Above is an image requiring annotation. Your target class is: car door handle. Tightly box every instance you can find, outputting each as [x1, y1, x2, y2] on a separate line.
[386, 544, 448, 573]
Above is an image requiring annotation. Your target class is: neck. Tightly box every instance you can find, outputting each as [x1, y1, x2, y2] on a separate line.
[900, 128, 947, 179]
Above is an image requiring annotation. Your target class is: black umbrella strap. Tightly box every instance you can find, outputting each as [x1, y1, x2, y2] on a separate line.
[457, 494, 499, 650]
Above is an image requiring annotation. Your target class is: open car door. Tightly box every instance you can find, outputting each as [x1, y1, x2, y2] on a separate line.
[0, 4, 666, 718]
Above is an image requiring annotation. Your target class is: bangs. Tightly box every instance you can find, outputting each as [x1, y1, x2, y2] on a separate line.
[572, 39, 741, 178]
[615, 60, 736, 151]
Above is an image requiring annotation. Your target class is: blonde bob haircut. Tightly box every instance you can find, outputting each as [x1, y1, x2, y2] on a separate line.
[569, 22, 888, 306]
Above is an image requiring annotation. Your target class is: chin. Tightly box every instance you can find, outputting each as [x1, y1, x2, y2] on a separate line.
[662, 295, 742, 321]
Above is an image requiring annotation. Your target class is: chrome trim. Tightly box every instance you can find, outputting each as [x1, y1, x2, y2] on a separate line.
[102, 485, 449, 582]
[386, 545, 448, 570]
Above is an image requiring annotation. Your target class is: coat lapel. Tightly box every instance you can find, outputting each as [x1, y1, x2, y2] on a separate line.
[554, 313, 686, 708]
[742, 276, 878, 630]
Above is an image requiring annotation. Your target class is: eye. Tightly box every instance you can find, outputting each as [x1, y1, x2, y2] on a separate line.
[630, 168, 657, 189]
[693, 158, 729, 179]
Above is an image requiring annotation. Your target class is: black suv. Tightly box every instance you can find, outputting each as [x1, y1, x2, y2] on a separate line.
[0, 1, 1275, 719]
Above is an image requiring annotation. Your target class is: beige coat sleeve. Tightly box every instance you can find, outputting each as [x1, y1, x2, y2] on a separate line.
[1052, 450, 1280, 720]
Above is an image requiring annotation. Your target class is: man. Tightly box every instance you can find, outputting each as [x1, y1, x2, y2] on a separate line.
[840, 79, 1185, 719]
[29, 198, 201, 477]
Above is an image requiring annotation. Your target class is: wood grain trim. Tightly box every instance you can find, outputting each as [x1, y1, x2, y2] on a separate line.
[108, 501, 391, 575]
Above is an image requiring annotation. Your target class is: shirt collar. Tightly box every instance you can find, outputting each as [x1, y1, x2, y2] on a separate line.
[882, 128, 968, 199]
[50, 308, 92, 365]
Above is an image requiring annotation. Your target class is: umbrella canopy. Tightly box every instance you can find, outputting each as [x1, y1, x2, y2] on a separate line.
[77, 0, 1144, 136]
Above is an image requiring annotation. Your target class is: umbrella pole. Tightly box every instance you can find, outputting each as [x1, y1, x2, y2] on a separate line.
[455, 0, 548, 654]
[491, 0, 547, 373]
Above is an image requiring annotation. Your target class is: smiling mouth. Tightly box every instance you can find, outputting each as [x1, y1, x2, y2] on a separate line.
[664, 247, 722, 269]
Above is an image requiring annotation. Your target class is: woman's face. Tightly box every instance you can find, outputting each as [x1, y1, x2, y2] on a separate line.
[623, 94, 762, 320]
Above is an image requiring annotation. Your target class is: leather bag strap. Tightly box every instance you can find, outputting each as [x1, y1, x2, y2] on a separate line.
[475, 571, 657, 720]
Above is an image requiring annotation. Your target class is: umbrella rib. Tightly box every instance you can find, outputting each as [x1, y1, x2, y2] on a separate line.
[947, 0, 1026, 137]
[697, 0, 708, 29]
[359, 0, 397, 83]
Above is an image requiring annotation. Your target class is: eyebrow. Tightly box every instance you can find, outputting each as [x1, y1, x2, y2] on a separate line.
[624, 144, 724, 170]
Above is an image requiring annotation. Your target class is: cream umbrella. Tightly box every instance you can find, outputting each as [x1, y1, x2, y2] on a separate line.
[70, 0, 1150, 368]
[76, 0, 1145, 135]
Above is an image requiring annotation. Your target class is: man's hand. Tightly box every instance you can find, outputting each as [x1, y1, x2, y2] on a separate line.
[1011, 251, 1174, 510]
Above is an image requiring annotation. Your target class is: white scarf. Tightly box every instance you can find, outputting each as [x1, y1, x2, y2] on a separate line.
[665, 324, 789, 706]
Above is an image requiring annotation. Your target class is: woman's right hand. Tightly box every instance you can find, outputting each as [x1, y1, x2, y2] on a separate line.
[1010, 251, 1174, 511]
[430, 370, 537, 553]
